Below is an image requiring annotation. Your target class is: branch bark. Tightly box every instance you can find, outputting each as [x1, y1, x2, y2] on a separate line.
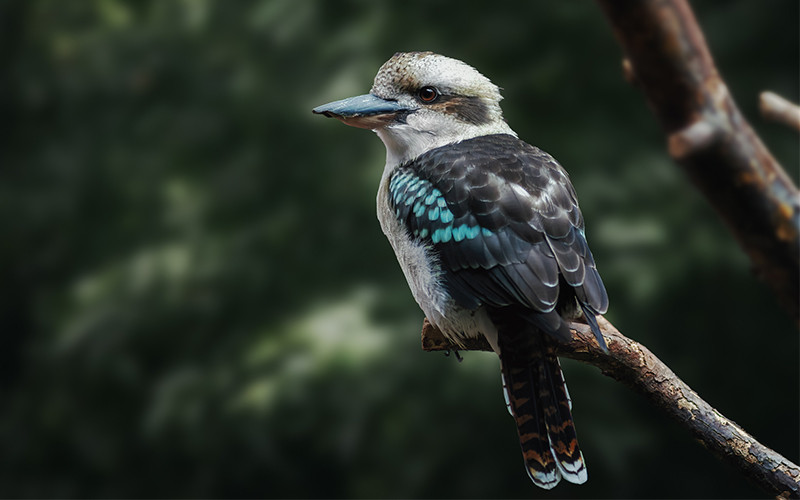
[421, 318, 800, 498]
[594, 0, 800, 323]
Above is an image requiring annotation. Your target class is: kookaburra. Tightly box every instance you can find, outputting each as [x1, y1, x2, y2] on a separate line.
[313, 51, 608, 489]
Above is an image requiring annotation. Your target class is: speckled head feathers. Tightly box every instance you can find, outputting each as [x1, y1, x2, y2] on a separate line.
[371, 51, 503, 104]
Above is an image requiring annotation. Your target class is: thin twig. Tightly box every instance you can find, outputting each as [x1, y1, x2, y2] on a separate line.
[760, 91, 800, 132]
[421, 318, 800, 498]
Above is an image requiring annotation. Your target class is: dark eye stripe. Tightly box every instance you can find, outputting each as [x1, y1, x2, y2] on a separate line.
[435, 95, 491, 125]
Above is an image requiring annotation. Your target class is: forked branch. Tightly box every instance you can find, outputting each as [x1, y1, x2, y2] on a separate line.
[595, 0, 800, 323]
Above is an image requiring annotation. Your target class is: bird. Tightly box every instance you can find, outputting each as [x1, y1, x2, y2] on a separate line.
[313, 51, 608, 489]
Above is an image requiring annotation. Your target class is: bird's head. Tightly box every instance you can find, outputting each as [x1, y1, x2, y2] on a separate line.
[313, 52, 515, 166]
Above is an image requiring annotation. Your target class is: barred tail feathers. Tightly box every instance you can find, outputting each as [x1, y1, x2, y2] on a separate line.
[540, 352, 587, 483]
[501, 349, 587, 488]
[502, 360, 560, 488]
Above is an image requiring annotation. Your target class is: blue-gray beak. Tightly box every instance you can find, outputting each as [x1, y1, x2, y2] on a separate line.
[313, 94, 408, 129]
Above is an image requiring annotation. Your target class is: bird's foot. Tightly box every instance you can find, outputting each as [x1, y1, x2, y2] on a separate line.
[444, 349, 464, 362]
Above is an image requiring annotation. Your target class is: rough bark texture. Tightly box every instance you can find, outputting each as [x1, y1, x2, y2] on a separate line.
[421, 318, 800, 498]
[594, 0, 800, 323]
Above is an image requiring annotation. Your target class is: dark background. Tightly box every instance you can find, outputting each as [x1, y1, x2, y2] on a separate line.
[1, 1, 798, 498]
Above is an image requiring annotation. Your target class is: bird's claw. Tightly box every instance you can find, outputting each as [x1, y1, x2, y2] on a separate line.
[444, 349, 464, 362]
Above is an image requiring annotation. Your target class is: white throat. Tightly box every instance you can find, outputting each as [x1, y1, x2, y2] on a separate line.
[376, 116, 516, 170]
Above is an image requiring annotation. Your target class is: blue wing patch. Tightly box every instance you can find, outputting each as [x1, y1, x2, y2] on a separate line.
[390, 170, 492, 245]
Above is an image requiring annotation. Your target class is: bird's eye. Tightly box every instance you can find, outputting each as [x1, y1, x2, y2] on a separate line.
[417, 86, 440, 103]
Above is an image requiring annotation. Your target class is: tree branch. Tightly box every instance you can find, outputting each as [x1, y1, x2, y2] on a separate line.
[421, 318, 800, 498]
[594, 0, 800, 323]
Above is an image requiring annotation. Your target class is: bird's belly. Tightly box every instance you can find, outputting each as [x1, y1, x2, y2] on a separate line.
[392, 241, 495, 350]
[376, 181, 499, 352]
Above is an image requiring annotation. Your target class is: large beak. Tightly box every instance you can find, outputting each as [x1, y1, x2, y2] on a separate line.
[312, 94, 407, 129]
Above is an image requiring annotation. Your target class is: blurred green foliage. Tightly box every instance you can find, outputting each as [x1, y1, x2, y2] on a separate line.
[1, 0, 797, 497]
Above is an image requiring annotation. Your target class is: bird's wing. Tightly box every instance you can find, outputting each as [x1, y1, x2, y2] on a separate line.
[389, 134, 607, 341]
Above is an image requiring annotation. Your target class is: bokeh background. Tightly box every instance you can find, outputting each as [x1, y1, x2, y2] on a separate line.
[1, 1, 798, 498]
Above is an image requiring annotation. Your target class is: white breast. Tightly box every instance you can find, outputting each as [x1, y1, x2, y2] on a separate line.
[375, 171, 500, 353]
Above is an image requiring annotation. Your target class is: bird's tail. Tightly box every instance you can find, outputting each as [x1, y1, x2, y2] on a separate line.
[500, 342, 587, 489]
